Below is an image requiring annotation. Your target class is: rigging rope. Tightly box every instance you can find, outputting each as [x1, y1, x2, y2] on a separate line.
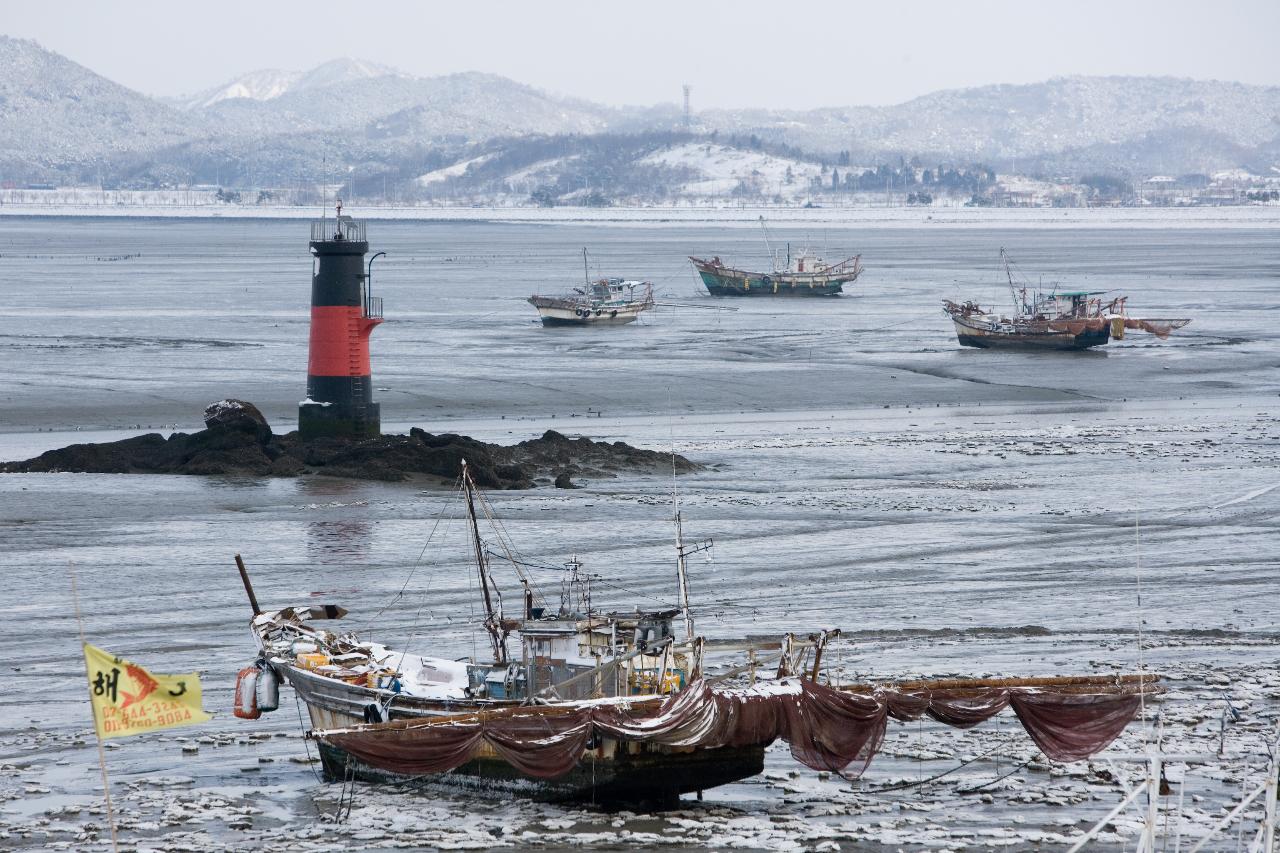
[362, 479, 464, 633]
[854, 739, 1016, 794]
[473, 485, 545, 605]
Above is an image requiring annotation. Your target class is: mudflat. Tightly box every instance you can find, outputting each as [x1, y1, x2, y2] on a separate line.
[1, 217, 1277, 850]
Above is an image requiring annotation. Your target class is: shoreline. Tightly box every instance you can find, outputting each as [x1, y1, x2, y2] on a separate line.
[0, 394, 1267, 462]
[1, 202, 1278, 228]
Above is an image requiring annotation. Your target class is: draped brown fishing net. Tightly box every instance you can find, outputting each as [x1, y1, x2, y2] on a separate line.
[1123, 317, 1184, 339]
[320, 678, 1143, 781]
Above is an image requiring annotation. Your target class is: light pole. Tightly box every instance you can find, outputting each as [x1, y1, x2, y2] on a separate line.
[366, 251, 386, 314]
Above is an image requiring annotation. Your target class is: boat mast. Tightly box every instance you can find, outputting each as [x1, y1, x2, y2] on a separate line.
[670, 446, 712, 642]
[462, 460, 508, 664]
[1001, 247, 1030, 316]
[583, 247, 590, 287]
[674, 508, 694, 641]
[758, 216, 779, 272]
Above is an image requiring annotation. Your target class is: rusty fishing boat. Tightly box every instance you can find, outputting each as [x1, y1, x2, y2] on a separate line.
[690, 217, 862, 297]
[528, 249, 654, 326]
[944, 249, 1191, 350]
[235, 465, 1160, 806]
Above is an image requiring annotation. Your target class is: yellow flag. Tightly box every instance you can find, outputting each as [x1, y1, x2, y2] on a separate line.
[83, 643, 212, 739]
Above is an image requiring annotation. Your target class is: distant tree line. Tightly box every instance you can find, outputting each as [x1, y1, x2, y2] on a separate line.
[823, 161, 996, 194]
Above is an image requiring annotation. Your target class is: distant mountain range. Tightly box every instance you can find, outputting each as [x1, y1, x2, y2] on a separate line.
[1, 35, 1277, 193]
[163, 58, 399, 110]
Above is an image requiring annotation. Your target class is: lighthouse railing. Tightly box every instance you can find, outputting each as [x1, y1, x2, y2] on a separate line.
[311, 217, 366, 243]
[364, 296, 383, 320]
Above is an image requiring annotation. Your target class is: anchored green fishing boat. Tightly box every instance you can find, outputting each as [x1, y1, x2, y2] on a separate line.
[690, 217, 863, 297]
[690, 254, 861, 296]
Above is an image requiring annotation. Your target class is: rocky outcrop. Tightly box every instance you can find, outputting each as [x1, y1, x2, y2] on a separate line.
[504, 429, 695, 482]
[203, 399, 271, 439]
[1, 406, 700, 488]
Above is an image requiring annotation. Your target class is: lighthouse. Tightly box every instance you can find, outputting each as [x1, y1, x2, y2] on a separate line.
[298, 202, 384, 440]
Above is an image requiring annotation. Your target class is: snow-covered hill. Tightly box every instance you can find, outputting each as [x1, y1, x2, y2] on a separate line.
[188, 69, 614, 144]
[700, 76, 1280, 171]
[1, 37, 1277, 188]
[640, 143, 825, 200]
[412, 137, 867, 206]
[170, 69, 302, 110]
[169, 58, 401, 110]
[0, 37, 199, 180]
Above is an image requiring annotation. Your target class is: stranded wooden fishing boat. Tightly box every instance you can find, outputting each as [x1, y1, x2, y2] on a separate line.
[235, 465, 1160, 806]
[313, 670, 1157, 806]
[944, 249, 1191, 350]
[247, 605, 768, 803]
[239, 462, 769, 803]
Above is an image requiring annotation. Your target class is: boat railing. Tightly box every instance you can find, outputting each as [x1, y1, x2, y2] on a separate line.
[820, 255, 861, 275]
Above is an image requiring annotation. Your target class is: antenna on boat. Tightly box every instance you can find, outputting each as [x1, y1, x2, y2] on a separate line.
[667, 398, 695, 642]
[560, 554, 591, 617]
[461, 460, 508, 664]
[669, 426, 711, 644]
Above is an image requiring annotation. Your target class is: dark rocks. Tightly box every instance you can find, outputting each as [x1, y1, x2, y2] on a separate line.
[203, 399, 271, 442]
[2, 403, 701, 489]
[504, 430, 696, 481]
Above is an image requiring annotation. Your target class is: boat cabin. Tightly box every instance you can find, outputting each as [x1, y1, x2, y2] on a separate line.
[467, 608, 685, 701]
[1033, 290, 1108, 319]
[588, 278, 647, 305]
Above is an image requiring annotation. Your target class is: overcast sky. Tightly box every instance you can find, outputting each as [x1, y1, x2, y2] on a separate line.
[7, 0, 1279, 109]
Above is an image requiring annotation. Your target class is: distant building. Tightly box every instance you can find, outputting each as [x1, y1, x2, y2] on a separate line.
[1139, 176, 1178, 205]
[991, 178, 1086, 208]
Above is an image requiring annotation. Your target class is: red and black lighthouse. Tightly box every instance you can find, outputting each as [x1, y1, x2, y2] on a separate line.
[298, 204, 384, 440]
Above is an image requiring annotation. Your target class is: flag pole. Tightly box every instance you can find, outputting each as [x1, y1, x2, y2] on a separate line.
[70, 567, 120, 853]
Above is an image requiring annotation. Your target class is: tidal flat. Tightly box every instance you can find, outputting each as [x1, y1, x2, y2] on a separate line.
[1, 217, 1277, 850]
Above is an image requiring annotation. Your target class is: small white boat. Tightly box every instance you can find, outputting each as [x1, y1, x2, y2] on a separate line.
[528, 250, 655, 326]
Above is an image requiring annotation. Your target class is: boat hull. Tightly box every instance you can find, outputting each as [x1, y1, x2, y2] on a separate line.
[315, 738, 765, 807]
[528, 297, 649, 326]
[951, 318, 1111, 351]
[695, 267, 849, 297]
[278, 662, 765, 806]
[536, 309, 642, 327]
[281, 663, 493, 729]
